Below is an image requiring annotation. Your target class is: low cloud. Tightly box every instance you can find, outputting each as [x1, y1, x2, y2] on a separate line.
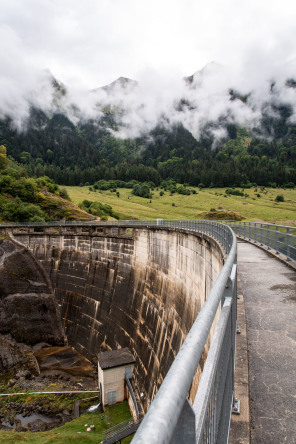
[1, 0, 296, 142]
[1, 50, 296, 145]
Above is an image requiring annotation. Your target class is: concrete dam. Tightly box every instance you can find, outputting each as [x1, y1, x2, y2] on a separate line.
[7, 223, 225, 410]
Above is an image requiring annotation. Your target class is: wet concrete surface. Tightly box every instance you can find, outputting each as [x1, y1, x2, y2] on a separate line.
[238, 241, 296, 444]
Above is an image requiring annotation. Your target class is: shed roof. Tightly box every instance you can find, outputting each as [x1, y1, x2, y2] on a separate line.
[98, 348, 136, 370]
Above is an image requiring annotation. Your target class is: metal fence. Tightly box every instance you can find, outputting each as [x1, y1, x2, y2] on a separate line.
[224, 221, 296, 261]
[131, 221, 237, 444]
[1, 219, 237, 443]
[101, 417, 142, 444]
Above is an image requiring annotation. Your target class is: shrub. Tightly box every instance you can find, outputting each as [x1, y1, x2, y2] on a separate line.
[132, 183, 151, 199]
[78, 199, 119, 219]
[284, 182, 295, 189]
[176, 186, 190, 195]
[275, 195, 284, 202]
[59, 188, 71, 201]
[36, 176, 58, 194]
[225, 188, 244, 196]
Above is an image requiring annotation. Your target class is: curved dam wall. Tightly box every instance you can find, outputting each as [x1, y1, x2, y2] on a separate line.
[8, 225, 224, 408]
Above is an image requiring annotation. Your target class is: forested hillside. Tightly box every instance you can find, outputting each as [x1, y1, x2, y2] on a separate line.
[0, 145, 93, 222]
[0, 72, 296, 188]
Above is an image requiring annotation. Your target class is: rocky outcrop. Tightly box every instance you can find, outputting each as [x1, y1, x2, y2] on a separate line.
[0, 236, 66, 372]
[0, 335, 38, 373]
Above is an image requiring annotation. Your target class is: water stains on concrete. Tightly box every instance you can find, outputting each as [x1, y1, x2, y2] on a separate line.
[11, 226, 224, 410]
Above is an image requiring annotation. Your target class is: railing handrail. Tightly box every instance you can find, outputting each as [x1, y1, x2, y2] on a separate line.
[222, 220, 296, 229]
[0, 218, 295, 228]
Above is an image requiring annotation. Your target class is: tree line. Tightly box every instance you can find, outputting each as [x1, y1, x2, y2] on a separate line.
[0, 108, 295, 188]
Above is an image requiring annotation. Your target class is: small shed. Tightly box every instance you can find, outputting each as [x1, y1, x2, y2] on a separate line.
[98, 348, 136, 406]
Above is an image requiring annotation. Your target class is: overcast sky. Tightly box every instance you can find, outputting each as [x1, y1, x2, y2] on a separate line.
[1, 0, 296, 138]
[1, 0, 296, 88]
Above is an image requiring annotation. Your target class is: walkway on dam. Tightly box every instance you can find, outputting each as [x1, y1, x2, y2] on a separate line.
[236, 241, 296, 444]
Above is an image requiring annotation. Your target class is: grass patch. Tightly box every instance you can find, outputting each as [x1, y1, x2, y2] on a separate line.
[64, 186, 296, 224]
[0, 401, 133, 443]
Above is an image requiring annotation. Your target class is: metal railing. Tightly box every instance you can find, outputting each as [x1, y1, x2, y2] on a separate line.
[131, 221, 237, 444]
[101, 417, 142, 444]
[224, 221, 296, 261]
[125, 375, 140, 421]
[1, 219, 237, 443]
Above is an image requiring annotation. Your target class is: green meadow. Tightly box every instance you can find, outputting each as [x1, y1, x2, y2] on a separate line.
[0, 401, 133, 443]
[65, 186, 296, 224]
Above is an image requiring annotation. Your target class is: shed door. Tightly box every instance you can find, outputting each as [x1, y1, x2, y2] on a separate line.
[108, 391, 116, 405]
[125, 366, 132, 379]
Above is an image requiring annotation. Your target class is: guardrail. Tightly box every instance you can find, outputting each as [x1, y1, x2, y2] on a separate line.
[1, 219, 237, 443]
[223, 221, 296, 261]
[125, 376, 140, 421]
[101, 417, 142, 444]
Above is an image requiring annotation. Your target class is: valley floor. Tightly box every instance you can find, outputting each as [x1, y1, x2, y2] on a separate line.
[65, 186, 296, 223]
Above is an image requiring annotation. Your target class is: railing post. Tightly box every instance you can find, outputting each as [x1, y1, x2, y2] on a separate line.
[171, 399, 196, 444]
[267, 225, 271, 249]
[286, 228, 291, 260]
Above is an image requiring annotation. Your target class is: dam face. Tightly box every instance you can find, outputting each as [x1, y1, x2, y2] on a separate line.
[10, 225, 224, 408]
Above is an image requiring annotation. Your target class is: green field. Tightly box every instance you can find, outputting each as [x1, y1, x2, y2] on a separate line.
[0, 401, 133, 443]
[65, 186, 296, 224]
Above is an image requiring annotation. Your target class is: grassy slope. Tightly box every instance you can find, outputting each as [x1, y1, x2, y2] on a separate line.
[65, 186, 296, 223]
[37, 192, 94, 221]
[0, 401, 133, 443]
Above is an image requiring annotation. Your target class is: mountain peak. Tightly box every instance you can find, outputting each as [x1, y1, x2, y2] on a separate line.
[101, 76, 138, 92]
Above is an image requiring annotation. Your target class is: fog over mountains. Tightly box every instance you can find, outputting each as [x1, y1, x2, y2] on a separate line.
[0, 61, 295, 190]
[1, 61, 296, 145]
